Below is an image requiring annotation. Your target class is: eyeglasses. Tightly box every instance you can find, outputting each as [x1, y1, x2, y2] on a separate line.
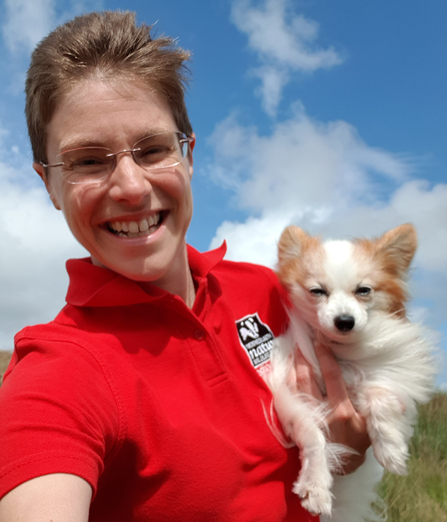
[41, 131, 193, 185]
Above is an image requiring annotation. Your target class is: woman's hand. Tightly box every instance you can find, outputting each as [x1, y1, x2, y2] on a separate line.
[293, 342, 371, 474]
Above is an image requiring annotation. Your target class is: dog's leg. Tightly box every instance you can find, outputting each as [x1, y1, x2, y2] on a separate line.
[269, 336, 334, 515]
[355, 387, 412, 475]
[292, 426, 333, 516]
[273, 383, 333, 516]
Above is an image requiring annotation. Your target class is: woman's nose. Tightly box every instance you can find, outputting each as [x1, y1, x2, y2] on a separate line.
[107, 153, 152, 204]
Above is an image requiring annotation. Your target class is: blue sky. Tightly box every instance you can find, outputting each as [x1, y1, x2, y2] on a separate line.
[0, 0, 446, 386]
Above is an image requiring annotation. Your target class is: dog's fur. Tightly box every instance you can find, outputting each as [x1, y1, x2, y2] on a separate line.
[267, 224, 437, 521]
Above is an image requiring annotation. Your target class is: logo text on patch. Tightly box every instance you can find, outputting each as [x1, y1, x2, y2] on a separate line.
[236, 313, 274, 368]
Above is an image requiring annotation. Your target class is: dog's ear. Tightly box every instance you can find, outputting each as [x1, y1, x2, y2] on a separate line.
[277, 226, 308, 266]
[375, 224, 417, 277]
[277, 226, 321, 286]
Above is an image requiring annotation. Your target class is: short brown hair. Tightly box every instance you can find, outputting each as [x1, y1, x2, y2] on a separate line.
[25, 10, 193, 163]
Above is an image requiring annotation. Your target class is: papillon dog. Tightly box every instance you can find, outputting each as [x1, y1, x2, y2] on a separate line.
[267, 224, 437, 522]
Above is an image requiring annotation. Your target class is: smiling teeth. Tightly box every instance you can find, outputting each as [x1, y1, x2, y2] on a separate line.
[108, 213, 162, 237]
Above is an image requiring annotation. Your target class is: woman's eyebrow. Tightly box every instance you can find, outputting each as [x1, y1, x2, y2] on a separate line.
[132, 128, 179, 142]
[58, 138, 107, 152]
[58, 129, 176, 152]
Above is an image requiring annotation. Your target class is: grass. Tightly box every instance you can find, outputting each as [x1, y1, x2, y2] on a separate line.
[0, 350, 446, 519]
[0, 351, 11, 386]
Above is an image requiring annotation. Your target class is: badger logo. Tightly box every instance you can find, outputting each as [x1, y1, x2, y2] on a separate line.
[236, 313, 274, 368]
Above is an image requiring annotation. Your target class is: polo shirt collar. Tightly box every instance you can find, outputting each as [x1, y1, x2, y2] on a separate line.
[65, 242, 227, 308]
[187, 242, 227, 279]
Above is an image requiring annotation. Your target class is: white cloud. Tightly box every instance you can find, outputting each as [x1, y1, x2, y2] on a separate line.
[210, 213, 289, 268]
[208, 106, 411, 216]
[251, 66, 289, 117]
[0, 159, 87, 351]
[2, 0, 105, 56]
[2, 0, 57, 53]
[231, 0, 341, 70]
[231, 0, 343, 115]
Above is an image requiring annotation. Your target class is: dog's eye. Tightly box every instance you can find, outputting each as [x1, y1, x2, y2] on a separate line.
[356, 286, 372, 297]
[309, 287, 328, 297]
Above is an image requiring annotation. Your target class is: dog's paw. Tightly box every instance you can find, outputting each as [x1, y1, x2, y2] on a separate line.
[376, 453, 408, 475]
[292, 481, 332, 516]
[373, 444, 408, 475]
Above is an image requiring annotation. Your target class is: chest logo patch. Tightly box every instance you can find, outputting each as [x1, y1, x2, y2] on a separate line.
[236, 312, 274, 368]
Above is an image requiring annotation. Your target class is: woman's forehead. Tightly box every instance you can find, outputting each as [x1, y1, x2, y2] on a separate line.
[47, 78, 177, 152]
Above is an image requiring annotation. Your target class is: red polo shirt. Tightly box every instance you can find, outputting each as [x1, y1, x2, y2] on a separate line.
[0, 244, 318, 521]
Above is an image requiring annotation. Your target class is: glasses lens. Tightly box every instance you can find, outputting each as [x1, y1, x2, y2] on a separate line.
[58, 147, 112, 184]
[134, 132, 188, 170]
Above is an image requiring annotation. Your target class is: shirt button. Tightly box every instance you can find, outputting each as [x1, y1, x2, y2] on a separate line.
[194, 329, 206, 341]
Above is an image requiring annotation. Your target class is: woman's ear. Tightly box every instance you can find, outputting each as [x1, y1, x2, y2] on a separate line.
[33, 161, 62, 211]
[187, 132, 196, 179]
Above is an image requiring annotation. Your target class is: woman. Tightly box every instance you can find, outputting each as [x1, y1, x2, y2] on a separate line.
[0, 11, 369, 521]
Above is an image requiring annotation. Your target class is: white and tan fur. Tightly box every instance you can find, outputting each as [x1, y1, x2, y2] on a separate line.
[267, 224, 437, 521]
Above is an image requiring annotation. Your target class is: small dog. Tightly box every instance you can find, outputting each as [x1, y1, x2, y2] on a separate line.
[267, 224, 437, 522]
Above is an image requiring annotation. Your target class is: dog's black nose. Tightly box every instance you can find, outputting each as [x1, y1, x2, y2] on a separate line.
[334, 315, 355, 332]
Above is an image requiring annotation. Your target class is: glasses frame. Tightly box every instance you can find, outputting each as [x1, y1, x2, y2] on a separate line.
[40, 131, 193, 185]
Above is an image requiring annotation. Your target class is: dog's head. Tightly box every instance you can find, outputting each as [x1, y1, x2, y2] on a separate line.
[276, 224, 417, 343]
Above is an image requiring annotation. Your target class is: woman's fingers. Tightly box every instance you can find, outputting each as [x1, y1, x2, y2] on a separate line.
[313, 340, 371, 471]
[293, 344, 325, 400]
[313, 341, 350, 407]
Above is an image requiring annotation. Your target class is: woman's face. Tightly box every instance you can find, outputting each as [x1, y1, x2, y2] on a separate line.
[35, 79, 195, 290]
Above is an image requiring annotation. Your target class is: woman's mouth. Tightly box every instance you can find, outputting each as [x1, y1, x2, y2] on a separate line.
[107, 212, 165, 238]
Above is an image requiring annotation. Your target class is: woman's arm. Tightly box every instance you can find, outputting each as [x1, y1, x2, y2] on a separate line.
[0, 474, 92, 522]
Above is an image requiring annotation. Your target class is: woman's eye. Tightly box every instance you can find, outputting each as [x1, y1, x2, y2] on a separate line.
[141, 146, 166, 156]
[356, 286, 372, 297]
[74, 158, 104, 167]
[309, 288, 328, 297]
[138, 145, 171, 163]
[62, 150, 109, 171]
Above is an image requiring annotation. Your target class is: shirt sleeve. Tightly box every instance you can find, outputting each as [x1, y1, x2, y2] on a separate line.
[0, 335, 121, 500]
[257, 265, 291, 335]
